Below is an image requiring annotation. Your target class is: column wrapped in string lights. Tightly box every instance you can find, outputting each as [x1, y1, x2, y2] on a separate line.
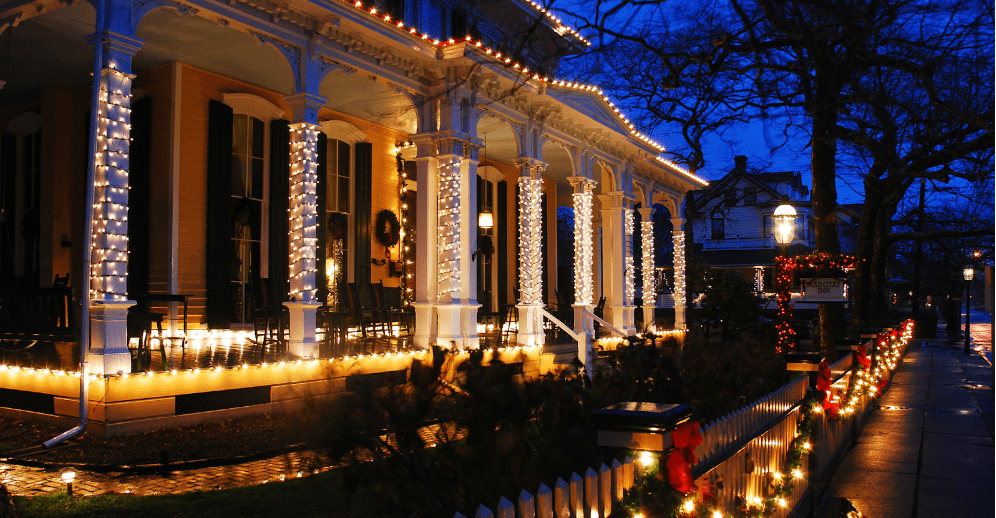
[673, 231, 686, 309]
[623, 207, 635, 304]
[641, 217, 655, 305]
[518, 169, 544, 304]
[436, 156, 462, 298]
[288, 123, 321, 302]
[90, 68, 133, 301]
[570, 178, 594, 306]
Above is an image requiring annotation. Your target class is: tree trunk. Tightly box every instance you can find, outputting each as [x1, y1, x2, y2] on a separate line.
[851, 180, 884, 330]
[811, 65, 841, 362]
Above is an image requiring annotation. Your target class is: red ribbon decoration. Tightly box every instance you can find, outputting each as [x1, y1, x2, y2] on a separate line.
[666, 448, 695, 494]
[857, 346, 870, 368]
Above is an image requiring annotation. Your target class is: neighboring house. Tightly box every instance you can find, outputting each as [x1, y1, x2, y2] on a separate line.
[0, 0, 705, 434]
[687, 156, 857, 293]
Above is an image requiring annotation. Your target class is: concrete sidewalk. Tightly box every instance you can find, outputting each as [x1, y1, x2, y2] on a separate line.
[822, 340, 994, 517]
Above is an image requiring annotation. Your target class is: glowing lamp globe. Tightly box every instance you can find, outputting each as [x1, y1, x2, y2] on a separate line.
[963, 266, 974, 281]
[478, 211, 493, 230]
[773, 201, 797, 246]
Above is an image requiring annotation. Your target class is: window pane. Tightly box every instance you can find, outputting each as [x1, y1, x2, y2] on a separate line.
[338, 177, 349, 211]
[338, 141, 350, 178]
[251, 118, 264, 158]
[232, 156, 247, 196]
[249, 199, 262, 241]
[232, 115, 247, 156]
[250, 158, 263, 198]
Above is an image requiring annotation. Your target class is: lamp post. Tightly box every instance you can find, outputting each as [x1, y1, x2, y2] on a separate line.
[61, 467, 76, 496]
[963, 265, 974, 354]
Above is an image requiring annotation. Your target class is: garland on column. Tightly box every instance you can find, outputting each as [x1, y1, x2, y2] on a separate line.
[396, 148, 414, 305]
[775, 252, 860, 353]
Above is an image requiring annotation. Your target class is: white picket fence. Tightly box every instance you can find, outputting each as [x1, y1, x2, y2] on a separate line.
[454, 457, 638, 518]
[460, 344, 892, 518]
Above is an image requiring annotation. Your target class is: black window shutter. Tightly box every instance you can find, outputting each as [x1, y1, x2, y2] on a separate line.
[541, 193, 548, 305]
[354, 142, 372, 286]
[0, 133, 15, 285]
[315, 132, 327, 305]
[268, 119, 290, 297]
[128, 97, 152, 299]
[206, 100, 233, 328]
[497, 180, 507, 306]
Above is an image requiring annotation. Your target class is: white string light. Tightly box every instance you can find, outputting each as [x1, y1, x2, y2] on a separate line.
[518, 170, 544, 305]
[673, 232, 686, 312]
[288, 123, 320, 302]
[571, 180, 594, 306]
[641, 218, 655, 306]
[624, 208, 635, 304]
[436, 157, 461, 296]
[90, 69, 133, 302]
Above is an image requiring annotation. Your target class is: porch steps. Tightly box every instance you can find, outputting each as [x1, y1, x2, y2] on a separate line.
[542, 342, 578, 364]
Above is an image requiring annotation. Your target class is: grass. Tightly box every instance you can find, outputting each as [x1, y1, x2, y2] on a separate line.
[12, 471, 352, 518]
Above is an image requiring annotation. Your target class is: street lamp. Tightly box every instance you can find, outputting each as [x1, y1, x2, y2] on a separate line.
[773, 196, 797, 257]
[963, 265, 974, 354]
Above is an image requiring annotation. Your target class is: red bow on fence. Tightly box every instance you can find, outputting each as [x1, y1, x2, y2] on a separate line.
[857, 346, 870, 368]
[667, 421, 702, 493]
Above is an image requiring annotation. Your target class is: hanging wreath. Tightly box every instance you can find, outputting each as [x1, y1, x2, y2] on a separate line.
[375, 209, 401, 247]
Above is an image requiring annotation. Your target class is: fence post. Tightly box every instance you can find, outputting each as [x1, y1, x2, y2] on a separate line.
[584, 467, 598, 517]
[537, 483, 553, 518]
[599, 463, 612, 518]
[569, 472, 583, 518]
[496, 496, 515, 518]
[518, 489, 537, 518]
[554, 477, 570, 518]
[474, 504, 495, 518]
[611, 458, 624, 502]
[622, 456, 634, 490]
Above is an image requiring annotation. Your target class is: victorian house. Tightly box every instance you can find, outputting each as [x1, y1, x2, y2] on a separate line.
[0, 0, 705, 435]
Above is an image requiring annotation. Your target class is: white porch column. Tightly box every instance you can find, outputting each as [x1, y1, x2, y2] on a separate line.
[411, 138, 439, 349]
[599, 193, 636, 336]
[569, 176, 596, 334]
[514, 157, 546, 346]
[283, 93, 326, 358]
[671, 217, 687, 329]
[87, 31, 142, 375]
[639, 207, 656, 331]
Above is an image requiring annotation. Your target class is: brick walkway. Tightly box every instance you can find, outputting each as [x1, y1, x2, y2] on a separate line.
[1, 449, 331, 497]
[822, 339, 994, 517]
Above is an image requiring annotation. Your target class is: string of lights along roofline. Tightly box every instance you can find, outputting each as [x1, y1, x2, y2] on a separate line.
[334, 0, 707, 186]
[91, 66, 133, 301]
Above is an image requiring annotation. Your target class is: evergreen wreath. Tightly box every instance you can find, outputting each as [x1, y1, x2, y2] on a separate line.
[375, 209, 401, 247]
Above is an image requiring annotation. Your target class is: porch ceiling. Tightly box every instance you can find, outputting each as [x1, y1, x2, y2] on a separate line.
[2, 4, 416, 132]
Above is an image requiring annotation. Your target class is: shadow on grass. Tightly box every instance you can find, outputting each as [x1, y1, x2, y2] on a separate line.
[13, 471, 354, 518]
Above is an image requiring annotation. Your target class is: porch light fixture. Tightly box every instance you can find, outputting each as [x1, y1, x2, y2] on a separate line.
[963, 266, 974, 281]
[478, 210, 493, 229]
[773, 196, 797, 247]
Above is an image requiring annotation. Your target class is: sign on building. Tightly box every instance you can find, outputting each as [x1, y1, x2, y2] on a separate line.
[800, 277, 848, 302]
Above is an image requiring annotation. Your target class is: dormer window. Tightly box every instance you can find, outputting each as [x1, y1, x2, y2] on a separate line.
[744, 187, 756, 205]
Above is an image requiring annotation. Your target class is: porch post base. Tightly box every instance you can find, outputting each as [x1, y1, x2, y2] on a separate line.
[89, 300, 136, 376]
[642, 304, 656, 332]
[674, 306, 686, 330]
[435, 304, 479, 351]
[284, 301, 319, 358]
[573, 304, 595, 335]
[412, 302, 435, 349]
[515, 304, 545, 347]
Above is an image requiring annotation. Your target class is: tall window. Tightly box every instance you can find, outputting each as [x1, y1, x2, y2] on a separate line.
[325, 139, 351, 308]
[1, 113, 42, 286]
[711, 214, 725, 240]
[231, 114, 265, 323]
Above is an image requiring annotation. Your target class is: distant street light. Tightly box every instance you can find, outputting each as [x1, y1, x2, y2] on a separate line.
[963, 265, 974, 354]
[773, 196, 797, 257]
